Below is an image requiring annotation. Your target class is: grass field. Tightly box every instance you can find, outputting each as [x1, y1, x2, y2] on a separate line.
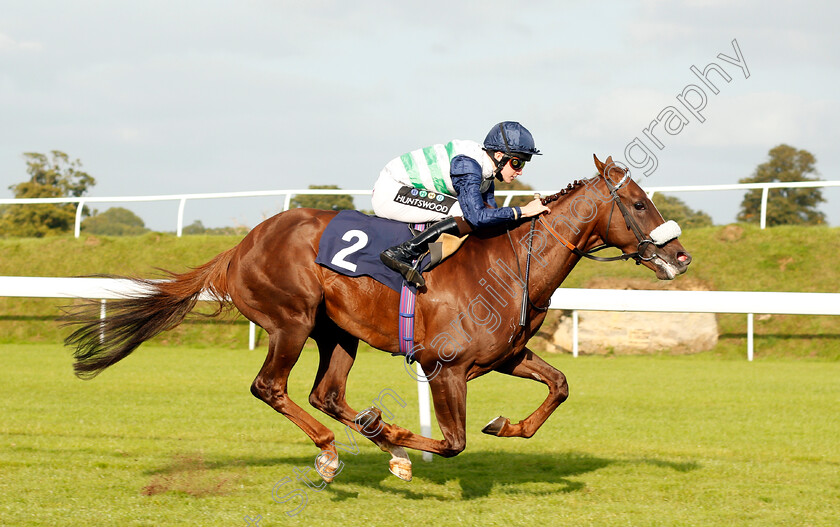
[1, 343, 838, 526]
[2, 225, 839, 359]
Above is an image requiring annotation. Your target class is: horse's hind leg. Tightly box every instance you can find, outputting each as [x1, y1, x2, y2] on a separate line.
[481, 347, 568, 438]
[308, 318, 414, 480]
[250, 327, 337, 479]
[337, 365, 471, 459]
[306, 322, 472, 473]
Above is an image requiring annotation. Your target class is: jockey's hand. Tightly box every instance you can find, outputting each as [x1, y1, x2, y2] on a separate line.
[520, 198, 550, 218]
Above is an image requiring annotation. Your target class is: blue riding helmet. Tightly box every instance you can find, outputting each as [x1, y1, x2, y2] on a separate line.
[483, 121, 542, 161]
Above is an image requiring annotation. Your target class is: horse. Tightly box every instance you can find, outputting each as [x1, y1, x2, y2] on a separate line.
[64, 155, 691, 482]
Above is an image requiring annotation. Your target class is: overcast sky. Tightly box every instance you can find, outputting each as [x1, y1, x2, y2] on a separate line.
[1, 0, 838, 230]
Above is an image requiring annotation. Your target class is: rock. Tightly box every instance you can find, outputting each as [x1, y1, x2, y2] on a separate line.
[718, 224, 744, 242]
[552, 310, 718, 355]
[547, 277, 719, 355]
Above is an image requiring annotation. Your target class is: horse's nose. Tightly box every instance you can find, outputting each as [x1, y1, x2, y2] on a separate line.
[676, 251, 691, 268]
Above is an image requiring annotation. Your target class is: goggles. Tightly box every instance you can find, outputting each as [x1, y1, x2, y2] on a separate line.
[508, 156, 527, 171]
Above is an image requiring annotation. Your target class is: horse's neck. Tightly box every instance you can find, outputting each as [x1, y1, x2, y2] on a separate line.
[520, 182, 604, 300]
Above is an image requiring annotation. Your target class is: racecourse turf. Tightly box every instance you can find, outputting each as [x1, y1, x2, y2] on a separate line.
[1, 343, 837, 526]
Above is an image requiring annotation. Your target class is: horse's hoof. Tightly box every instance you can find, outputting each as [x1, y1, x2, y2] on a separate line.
[315, 452, 339, 483]
[482, 416, 508, 436]
[389, 458, 413, 482]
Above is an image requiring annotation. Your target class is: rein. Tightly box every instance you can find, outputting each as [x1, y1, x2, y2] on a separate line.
[512, 170, 668, 325]
[537, 172, 659, 265]
[519, 206, 537, 327]
[507, 218, 550, 328]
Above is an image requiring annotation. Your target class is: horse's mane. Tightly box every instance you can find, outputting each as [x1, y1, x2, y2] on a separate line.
[540, 178, 590, 206]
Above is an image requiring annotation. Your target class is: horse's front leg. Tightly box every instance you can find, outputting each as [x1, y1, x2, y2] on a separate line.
[482, 347, 568, 438]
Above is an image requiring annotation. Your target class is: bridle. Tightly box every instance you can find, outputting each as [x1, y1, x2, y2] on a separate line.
[516, 165, 680, 326]
[537, 167, 662, 265]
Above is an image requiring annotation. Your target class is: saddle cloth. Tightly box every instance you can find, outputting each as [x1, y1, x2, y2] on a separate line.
[315, 210, 468, 292]
[315, 210, 421, 292]
[316, 210, 469, 360]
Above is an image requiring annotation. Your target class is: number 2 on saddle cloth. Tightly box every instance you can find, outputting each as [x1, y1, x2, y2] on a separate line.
[314, 210, 467, 361]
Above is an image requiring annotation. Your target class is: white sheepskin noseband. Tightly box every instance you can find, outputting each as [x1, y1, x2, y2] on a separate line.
[649, 220, 681, 245]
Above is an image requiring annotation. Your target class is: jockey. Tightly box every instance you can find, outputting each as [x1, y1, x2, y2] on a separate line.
[374, 121, 550, 287]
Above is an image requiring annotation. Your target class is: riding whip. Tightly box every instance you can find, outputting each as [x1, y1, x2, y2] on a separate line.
[519, 193, 540, 327]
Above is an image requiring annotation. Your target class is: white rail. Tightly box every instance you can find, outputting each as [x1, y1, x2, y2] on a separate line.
[2, 277, 837, 361]
[498, 181, 840, 230]
[642, 181, 840, 229]
[550, 288, 840, 361]
[0, 276, 218, 301]
[1, 181, 838, 237]
[0, 189, 373, 238]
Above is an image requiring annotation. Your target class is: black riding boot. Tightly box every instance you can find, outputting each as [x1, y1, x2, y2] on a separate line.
[380, 217, 462, 287]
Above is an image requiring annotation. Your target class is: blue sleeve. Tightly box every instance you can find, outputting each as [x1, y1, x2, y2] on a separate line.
[450, 156, 521, 228]
[485, 186, 497, 208]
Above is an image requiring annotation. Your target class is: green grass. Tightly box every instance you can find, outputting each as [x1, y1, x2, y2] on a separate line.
[1, 343, 838, 526]
[2, 225, 840, 358]
[0, 233, 249, 346]
[562, 223, 840, 292]
[557, 224, 840, 360]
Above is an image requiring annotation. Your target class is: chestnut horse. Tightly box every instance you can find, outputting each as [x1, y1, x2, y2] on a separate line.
[64, 155, 691, 482]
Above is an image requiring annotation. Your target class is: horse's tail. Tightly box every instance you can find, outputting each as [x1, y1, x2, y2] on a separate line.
[63, 247, 238, 379]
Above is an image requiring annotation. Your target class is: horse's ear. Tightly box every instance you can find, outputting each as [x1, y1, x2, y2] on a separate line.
[593, 154, 606, 175]
[603, 155, 628, 180]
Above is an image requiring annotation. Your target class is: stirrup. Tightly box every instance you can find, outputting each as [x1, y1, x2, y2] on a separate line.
[380, 249, 426, 287]
[403, 260, 425, 288]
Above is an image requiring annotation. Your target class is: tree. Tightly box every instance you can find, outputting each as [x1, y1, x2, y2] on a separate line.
[181, 220, 249, 236]
[182, 220, 210, 235]
[0, 151, 96, 237]
[290, 185, 355, 210]
[81, 207, 149, 236]
[737, 144, 826, 226]
[652, 194, 713, 228]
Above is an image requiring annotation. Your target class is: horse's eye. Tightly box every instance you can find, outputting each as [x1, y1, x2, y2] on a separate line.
[634, 201, 646, 211]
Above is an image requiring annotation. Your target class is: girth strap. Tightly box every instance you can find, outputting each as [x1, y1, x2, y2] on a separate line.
[394, 222, 427, 363]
